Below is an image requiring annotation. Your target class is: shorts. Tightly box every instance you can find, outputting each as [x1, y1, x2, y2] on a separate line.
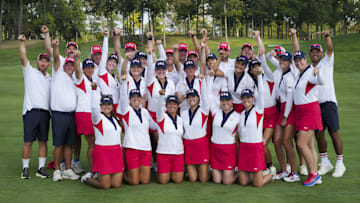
[51, 111, 77, 146]
[294, 102, 323, 131]
[276, 102, 295, 126]
[210, 143, 237, 170]
[23, 109, 50, 142]
[75, 112, 94, 136]
[238, 142, 266, 172]
[124, 148, 152, 170]
[320, 102, 340, 133]
[92, 144, 124, 175]
[156, 153, 184, 174]
[263, 106, 278, 129]
[233, 103, 245, 114]
[183, 136, 210, 165]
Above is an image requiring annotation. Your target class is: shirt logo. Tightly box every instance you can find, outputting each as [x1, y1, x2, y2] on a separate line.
[228, 166, 232, 169]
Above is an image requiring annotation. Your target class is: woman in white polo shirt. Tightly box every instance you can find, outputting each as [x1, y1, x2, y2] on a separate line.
[156, 95, 184, 184]
[81, 90, 124, 189]
[293, 51, 324, 186]
[119, 88, 157, 185]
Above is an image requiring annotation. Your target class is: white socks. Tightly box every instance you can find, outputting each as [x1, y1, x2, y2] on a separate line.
[320, 152, 329, 163]
[39, 157, 46, 169]
[22, 159, 30, 168]
[336, 154, 344, 165]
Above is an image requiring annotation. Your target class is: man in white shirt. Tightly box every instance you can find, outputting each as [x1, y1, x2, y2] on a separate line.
[18, 34, 51, 179]
[312, 31, 345, 177]
[51, 40, 80, 182]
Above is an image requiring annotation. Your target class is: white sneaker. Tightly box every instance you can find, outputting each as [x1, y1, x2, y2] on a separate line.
[286, 164, 291, 172]
[71, 160, 84, 174]
[81, 172, 93, 184]
[92, 172, 98, 178]
[60, 162, 65, 172]
[300, 165, 309, 176]
[270, 166, 276, 175]
[318, 162, 334, 175]
[273, 171, 289, 180]
[62, 169, 80, 180]
[283, 173, 300, 182]
[52, 170, 62, 182]
[332, 164, 346, 177]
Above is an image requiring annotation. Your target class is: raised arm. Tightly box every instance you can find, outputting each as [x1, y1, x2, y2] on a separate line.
[266, 51, 281, 69]
[157, 40, 166, 61]
[281, 78, 294, 126]
[91, 84, 102, 124]
[213, 50, 225, 77]
[172, 44, 181, 72]
[52, 39, 60, 72]
[41, 25, 53, 57]
[200, 29, 210, 55]
[74, 50, 82, 80]
[199, 41, 207, 77]
[199, 78, 209, 112]
[18, 34, 28, 67]
[113, 28, 122, 63]
[119, 82, 129, 115]
[259, 54, 274, 81]
[321, 30, 333, 57]
[289, 28, 300, 52]
[99, 29, 109, 75]
[121, 52, 133, 78]
[146, 49, 155, 84]
[189, 30, 201, 54]
[255, 72, 264, 112]
[253, 30, 265, 56]
[156, 94, 166, 122]
[146, 32, 156, 61]
[310, 67, 324, 85]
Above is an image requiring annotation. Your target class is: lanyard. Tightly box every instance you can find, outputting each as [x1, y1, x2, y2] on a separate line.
[186, 77, 195, 89]
[132, 107, 142, 123]
[166, 112, 178, 129]
[157, 78, 168, 89]
[234, 72, 245, 92]
[221, 109, 234, 127]
[279, 68, 291, 87]
[295, 65, 311, 88]
[188, 105, 200, 125]
[244, 106, 254, 126]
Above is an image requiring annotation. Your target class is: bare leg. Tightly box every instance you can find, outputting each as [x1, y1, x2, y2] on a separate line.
[86, 174, 112, 189]
[84, 135, 95, 172]
[263, 128, 274, 165]
[22, 142, 33, 159]
[139, 166, 151, 184]
[238, 171, 250, 186]
[330, 131, 343, 155]
[282, 125, 297, 173]
[64, 144, 73, 170]
[296, 130, 317, 174]
[222, 170, 236, 185]
[157, 173, 171, 184]
[171, 172, 184, 183]
[111, 173, 123, 188]
[274, 125, 286, 171]
[54, 145, 64, 170]
[187, 165, 198, 182]
[127, 168, 140, 185]
[199, 164, 209, 183]
[74, 135, 81, 161]
[212, 169, 222, 184]
[315, 130, 327, 153]
[253, 171, 273, 187]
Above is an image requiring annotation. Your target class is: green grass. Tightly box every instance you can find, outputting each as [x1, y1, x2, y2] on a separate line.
[1, 35, 360, 202]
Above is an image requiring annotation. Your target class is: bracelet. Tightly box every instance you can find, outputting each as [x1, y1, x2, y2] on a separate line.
[148, 38, 152, 40]
[325, 34, 330, 38]
[191, 34, 195, 38]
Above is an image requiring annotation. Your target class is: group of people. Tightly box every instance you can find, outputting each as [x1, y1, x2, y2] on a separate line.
[19, 24, 345, 189]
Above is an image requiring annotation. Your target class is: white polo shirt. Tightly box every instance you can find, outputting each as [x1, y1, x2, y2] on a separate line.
[22, 62, 51, 115]
[223, 69, 255, 104]
[293, 66, 324, 105]
[176, 77, 204, 110]
[313, 52, 337, 105]
[238, 75, 264, 143]
[74, 74, 95, 113]
[146, 77, 176, 114]
[211, 108, 241, 144]
[50, 62, 77, 112]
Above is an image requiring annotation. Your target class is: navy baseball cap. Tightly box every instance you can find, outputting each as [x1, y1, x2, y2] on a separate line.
[82, 58, 95, 68]
[155, 60, 166, 69]
[37, 53, 50, 61]
[186, 89, 199, 98]
[220, 91, 232, 100]
[206, 53, 217, 60]
[101, 95, 113, 104]
[108, 54, 119, 63]
[129, 89, 141, 98]
[240, 89, 253, 98]
[184, 60, 196, 69]
[249, 59, 261, 69]
[293, 51, 306, 59]
[130, 58, 142, 67]
[135, 51, 147, 59]
[236, 55, 248, 64]
[166, 95, 179, 105]
[279, 51, 292, 61]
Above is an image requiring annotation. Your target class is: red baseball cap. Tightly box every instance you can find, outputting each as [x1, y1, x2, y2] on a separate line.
[166, 49, 174, 55]
[37, 53, 50, 61]
[178, 43, 188, 51]
[65, 57, 75, 64]
[125, 42, 136, 50]
[66, 42, 78, 49]
[242, 43, 253, 50]
[218, 42, 230, 51]
[274, 46, 282, 55]
[309, 44, 323, 52]
[91, 45, 102, 55]
[187, 50, 198, 57]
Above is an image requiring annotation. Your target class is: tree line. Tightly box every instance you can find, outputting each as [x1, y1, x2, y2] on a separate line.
[1, 0, 360, 45]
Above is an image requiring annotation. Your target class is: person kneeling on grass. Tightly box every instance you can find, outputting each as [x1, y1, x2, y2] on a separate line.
[81, 89, 124, 189]
[237, 62, 273, 187]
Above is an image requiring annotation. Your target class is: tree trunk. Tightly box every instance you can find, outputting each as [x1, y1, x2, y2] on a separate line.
[42, 0, 46, 24]
[188, 14, 191, 33]
[267, 23, 270, 39]
[333, 25, 336, 36]
[220, 15, 223, 37]
[212, 14, 215, 37]
[18, 0, 23, 36]
[196, 1, 199, 34]
[245, 20, 248, 38]
[141, 10, 144, 49]
[163, 11, 166, 47]
[285, 21, 288, 40]
[236, 22, 239, 38]
[307, 22, 311, 41]
[316, 23, 319, 39]
[277, 23, 280, 39]
[202, 0, 205, 29]
[261, 19, 264, 38]
[0, 0, 4, 43]
[224, 0, 228, 42]
[343, 18, 347, 34]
